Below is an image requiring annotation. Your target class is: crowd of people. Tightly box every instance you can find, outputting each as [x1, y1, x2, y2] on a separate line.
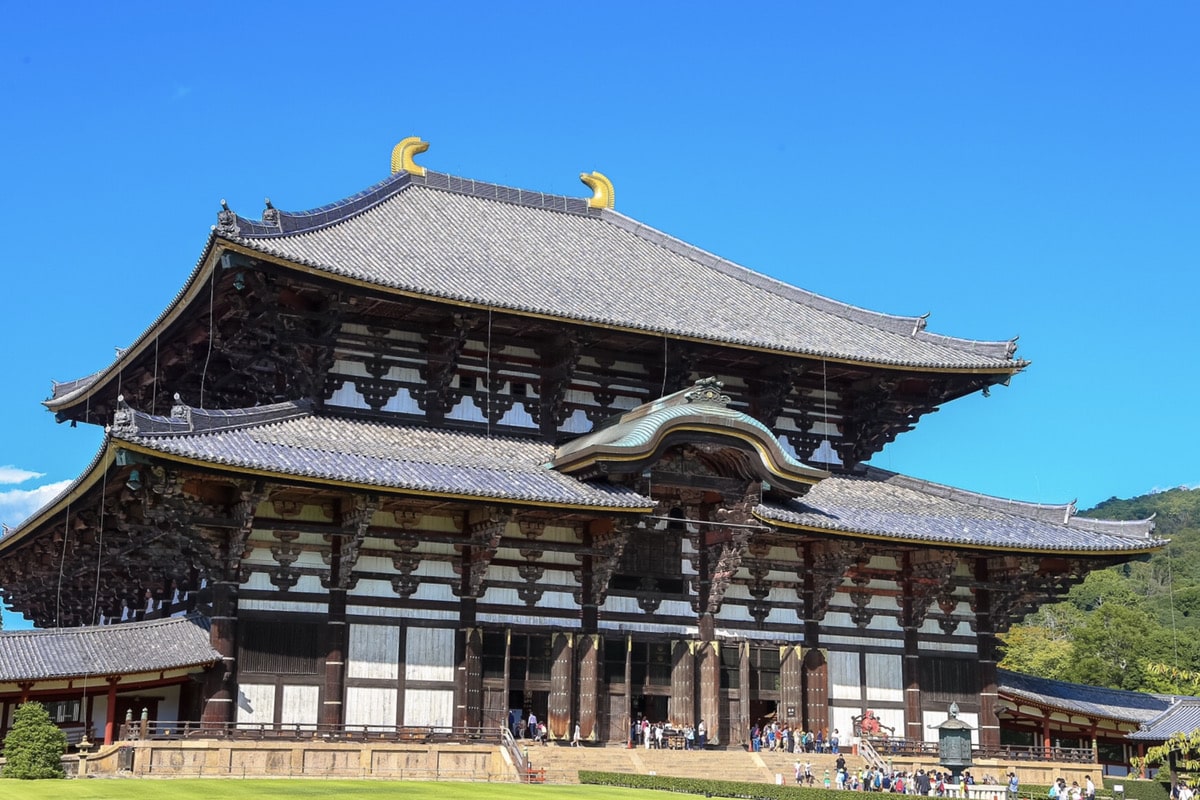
[751, 721, 841, 753]
[629, 717, 708, 750]
[1048, 775, 1097, 800]
[787, 763, 1004, 794]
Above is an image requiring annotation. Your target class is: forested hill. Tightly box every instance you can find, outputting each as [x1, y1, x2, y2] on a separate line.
[998, 486, 1200, 694]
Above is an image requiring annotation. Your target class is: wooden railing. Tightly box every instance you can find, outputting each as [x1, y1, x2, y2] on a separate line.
[861, 736, 1096, 764]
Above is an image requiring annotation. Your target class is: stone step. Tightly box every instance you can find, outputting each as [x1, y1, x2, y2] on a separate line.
[527, 744, 866, 785]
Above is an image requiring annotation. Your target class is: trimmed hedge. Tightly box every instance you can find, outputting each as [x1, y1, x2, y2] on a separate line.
[579, 770, 849, 800]
[579, 771, 1170, 800]
[1101, 779, 1170, 800]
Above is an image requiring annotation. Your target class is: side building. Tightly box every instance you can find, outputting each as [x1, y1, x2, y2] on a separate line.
[0, 139, 1161, 749]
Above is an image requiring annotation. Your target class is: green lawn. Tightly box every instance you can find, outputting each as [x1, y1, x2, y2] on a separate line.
[0, 779, 659, 800]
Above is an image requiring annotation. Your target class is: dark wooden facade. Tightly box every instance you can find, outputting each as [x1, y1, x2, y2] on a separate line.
[0, 148, 1159, 749]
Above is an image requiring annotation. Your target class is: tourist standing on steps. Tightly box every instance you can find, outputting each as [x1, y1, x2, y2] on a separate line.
[572, 722, 581, 747]
[697, 719, 707, 750]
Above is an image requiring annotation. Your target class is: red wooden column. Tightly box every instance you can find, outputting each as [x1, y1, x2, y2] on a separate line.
[738, 642, 751, 742]
[321, 573, 348, 728]
[973, 558, 1001, 750]
[697, 638, 721, 746]
[802, 647, 829, 735]
[201, 578, 238, 728]
[548, 631, 575, 741]
[1042, 717, 1052, 760]
[668, 640, 695, 728]
[903, 626, 923, 742]
[780, 645, 804, 735]
[577, 634, 601, 741]
[459, 627, 483, 729]
[103, 677, 120, 745]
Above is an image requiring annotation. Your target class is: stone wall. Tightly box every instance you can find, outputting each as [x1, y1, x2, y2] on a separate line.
[81, 739, 514, 780]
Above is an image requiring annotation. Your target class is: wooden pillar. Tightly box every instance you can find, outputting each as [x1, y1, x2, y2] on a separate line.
[697, 638, 720, 746]
[669, 640, 695, 727]
[903, 626, 922, 742]
[1042, 716, 1052, 760]
[624, 634, 633, 744]
[802, 645, 829, 734]
[578, 634, 601, 741]
[104, 677, 119, 745]
[738, 642, 751, 740]
[321, 586, 348, 728]
[780, 645, 804, 735]
[459, 627, 483, 729]
[201, 578, 238, 728]
[548, 631, 574, 741]
[974, 558, 1000, 750]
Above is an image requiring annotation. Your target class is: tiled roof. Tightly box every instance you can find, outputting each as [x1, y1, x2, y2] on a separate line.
[46, 166, 1025, 411]
[0, 615, 218, 681]
[221, 169, 1022, 371]
[112, 401, 651, 510]
[759, 467, 1161, 553]
[998, 669, 1172, 724]
[1128, 698, 1200, 741]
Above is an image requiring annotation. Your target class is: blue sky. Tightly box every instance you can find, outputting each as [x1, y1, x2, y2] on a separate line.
[1, 4, 1198, 627]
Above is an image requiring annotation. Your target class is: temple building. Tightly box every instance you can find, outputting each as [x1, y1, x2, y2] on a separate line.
[0, 138, 1162, 749]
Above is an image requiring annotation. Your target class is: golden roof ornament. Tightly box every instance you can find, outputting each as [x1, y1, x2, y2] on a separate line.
[580, 171, 615, 209]
[391, 136, 429, 177]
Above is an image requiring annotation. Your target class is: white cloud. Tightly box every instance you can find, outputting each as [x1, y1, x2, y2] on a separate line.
[0, 465, 44, 485]
[0, 480, 72, 530]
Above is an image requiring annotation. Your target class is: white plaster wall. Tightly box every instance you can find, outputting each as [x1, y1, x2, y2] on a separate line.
[405, 628, 455, 682]
[348, 623, 400, 680]
[404, 689, 454, 727]
[345, 687, 398, 729]
[236, 683, 276, 727]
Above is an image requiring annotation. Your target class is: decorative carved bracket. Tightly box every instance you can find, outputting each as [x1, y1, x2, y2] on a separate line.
[704, 528, 752, 615]
[454, 507, 510, 599]
[323, 495, 378, 590]
[268, 531, 302, 591]
[517, 560, 545, 606]
[390, 538, 421, 598]
[798, 539, 865, 622]
[533, 332, 583, 439]
[898, 551, 959, 629]
[588, 521, 633, 606]
[417, 314, 472, 419]
[747, 563, 773, 625]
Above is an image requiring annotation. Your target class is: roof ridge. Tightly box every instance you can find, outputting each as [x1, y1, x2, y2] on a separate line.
[0, 612, 207, 638]
[220, 169, 599, 240]
[111, 396, 312, 438]
[860, 466, 1156, 537]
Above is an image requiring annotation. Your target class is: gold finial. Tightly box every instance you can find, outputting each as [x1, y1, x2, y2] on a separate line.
[580, 171, 615, 209]
[391, 136, 429, 177]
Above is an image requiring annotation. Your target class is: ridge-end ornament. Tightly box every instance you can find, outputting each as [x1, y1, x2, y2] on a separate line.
[391, 136, 429, 177]
[580, 171, 615, 209]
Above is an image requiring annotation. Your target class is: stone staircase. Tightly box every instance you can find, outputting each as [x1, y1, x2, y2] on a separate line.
[526, 743, 853, 785]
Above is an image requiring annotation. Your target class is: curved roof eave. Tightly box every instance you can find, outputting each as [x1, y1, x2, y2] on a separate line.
[0, 437, 117, 554]
[45, 233, 224, 413]
[758, 513, 1166, 556]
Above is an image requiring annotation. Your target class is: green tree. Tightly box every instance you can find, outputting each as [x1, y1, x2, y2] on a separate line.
[1, 701, 67, 779]
[1062, 603, 1156, 690]
[998, 623, 1074, 679]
